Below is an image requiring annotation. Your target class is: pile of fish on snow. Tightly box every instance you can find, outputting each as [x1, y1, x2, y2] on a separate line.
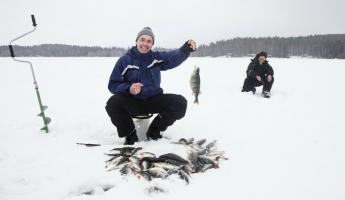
[105, 138, 228, 185]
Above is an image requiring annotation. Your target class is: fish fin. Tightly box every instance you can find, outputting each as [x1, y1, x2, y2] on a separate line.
[194, 96, 199, 104]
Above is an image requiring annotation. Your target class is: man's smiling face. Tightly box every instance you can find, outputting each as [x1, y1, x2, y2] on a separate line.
[136, 35, 153, 54]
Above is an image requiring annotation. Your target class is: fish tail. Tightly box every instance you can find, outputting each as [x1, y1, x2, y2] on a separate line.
[194, 95, 199, 104]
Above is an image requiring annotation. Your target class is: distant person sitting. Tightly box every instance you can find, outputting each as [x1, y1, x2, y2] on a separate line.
[241, 51, 274, 98]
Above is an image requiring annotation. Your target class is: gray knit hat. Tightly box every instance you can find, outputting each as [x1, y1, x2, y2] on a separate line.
[136, 27, 155, 44]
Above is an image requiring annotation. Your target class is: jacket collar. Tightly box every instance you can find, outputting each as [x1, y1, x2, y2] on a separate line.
[251, 57, 269, 65]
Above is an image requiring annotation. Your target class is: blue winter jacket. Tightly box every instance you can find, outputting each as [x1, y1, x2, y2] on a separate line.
[108, 46, 190, 100]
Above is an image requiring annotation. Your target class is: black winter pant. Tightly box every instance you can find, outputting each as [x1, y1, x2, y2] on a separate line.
[105, 93, 187, 138]
[242, 76, 274, 92]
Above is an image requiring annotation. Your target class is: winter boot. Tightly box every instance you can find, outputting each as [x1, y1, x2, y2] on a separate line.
[146, 115, 165, 141]
[124, 129, 138, 145]
[262, 90, 271, 98]
[252, 87, 256, 94]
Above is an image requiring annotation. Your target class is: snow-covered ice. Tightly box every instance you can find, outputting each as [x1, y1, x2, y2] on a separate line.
[1, 57, 345, 200]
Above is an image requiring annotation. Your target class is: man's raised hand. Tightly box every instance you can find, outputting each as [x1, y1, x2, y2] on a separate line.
[181, 40, 197, 53]
[187, 40, 197, 51]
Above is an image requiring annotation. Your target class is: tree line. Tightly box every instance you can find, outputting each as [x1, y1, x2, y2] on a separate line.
[0, 44, 126, 57]
[1, 34, 344, 58]
[194, 34, 345, 58]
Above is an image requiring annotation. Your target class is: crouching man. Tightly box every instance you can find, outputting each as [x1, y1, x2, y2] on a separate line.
[105, 27, 196, 145]
[241, 51, 274, 98]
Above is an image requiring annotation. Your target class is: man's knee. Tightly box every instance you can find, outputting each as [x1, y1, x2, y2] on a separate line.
[105, 94, 128, 114]
[242, 77, 257, 90]
[270, 76, 275, 83]
[171, 95, 187, 119]
[265, 76, 274, 84]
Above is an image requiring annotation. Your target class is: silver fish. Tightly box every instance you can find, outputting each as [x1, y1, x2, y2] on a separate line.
[145, 186, 166, 194]
[179, 165, 193, 175]
[105, 153, 122, 157]
[188, 151, 199, 165]
[186, 138, 195, 145]
[166, 168, 190, 184]
[110, 147, 142, 156]
[196, 148, 209, 155]
[172, 138, 194, 146]
[208, 155, 229, 161]
[147, 167, 168, 178]
[189, 143, 204, 151]
[136, 152, 156, 159]
[153, 162, 180, 171]
[200, 164, 215, 172]
[172, 138, 189, 145]
[119, 164, 131, 175]
[105, 154, 122, 163]
[140, 160, 151, 171]
[111, 146, 135, 152]
[195, 138, 207, 146]
[105, 156, 124, 168]
[198, 155, 219, 168]
[105, 138, 228, 184]
[127, 162, 142, 172]
[159, 153, 189, 166]
[128, 156, 141, 165]
[205, 140, 217, 150]
[190, 66, 201, 104]
[135, 171, 152, 181]
[106, 157, 129, 171]
[207, 150, 226, 156]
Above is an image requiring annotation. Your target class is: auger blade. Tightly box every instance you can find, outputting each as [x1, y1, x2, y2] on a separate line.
[37, 106, 48, 116]
[40, 126, 48, 132]
[44, 117, 51, 124]
[42, 105, 48, 111]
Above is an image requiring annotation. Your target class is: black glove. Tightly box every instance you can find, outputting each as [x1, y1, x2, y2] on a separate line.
[180, 41, 196, 54]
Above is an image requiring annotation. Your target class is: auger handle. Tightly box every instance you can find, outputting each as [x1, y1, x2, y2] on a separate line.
[31, 14, 37, 27]
[9, 45, 15, 57]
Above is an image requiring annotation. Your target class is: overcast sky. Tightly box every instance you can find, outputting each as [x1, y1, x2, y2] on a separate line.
[1, 0, 345, 48]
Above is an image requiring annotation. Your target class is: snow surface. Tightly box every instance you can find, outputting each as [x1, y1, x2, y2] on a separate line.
[1, 57, 345, 200]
